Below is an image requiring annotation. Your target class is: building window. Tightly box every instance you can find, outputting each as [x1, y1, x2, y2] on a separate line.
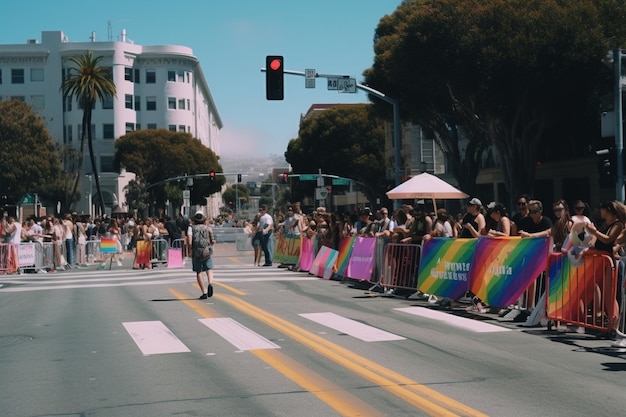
[66, 125, 72, 144]
[146, 96, 156, 111]
[66, 97, 72, 112]
[102, 95, 113, 109]
[168, 97, 176, 109]
[100, 156, 114, 172]
[31, 95, 44, 110]
[30, 68, 44, 82]
[178, 125, 186, 132]
[178, 98, 185, 110]
[177, 70, 184, 82]
[124, 67, 133, 82]
[135, 124, 141, 130]
[10, 96, 25, 101]
[168, 124, 176, 132]
[134, 96, 140, 111]
[147, 123, 157, 129]
[103, 124, 114, 139]
[125, 94, 133, 109]
[187, 99, 190, 110]
[167, 70, 176, 82]
[186, 72, 190, 83]
[11, 69, 24, 84]
[126, 123, 134, 132]
[134, 69, 140, 84]
[78, 124, 96, 139]
[146, 70, 156, 83]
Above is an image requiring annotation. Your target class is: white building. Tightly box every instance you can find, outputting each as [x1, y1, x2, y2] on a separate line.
[0, 30, 222, 216]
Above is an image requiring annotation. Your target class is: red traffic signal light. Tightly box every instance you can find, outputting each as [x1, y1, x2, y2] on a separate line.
[281, 173, 288, 183]
[266, 55, 284, 100]
[209, 171, 215, 180]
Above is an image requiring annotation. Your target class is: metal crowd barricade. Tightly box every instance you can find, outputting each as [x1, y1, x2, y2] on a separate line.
[0, 243, 19, 274]
[380, 243, 422, 292]
[17, 242, 44, 273]
[151, 238, 168, 266]
[85, 238, 102, 264]
[171, 238, 190, 258]
[547, 251, 619, 333]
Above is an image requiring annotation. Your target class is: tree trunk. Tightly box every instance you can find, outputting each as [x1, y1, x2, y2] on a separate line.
[67, 110, 89, 211]
[85, 107, 106, 216]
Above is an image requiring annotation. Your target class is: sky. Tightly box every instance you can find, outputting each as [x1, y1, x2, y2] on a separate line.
[2, 0, 403, 158]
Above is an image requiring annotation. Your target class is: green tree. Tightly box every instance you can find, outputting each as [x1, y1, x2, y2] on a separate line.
[124, 179, 149, 219]
[365, 0, 626, 200]
[114, 129, 224, 209]
[0, 99, 65, 205]
[61, 50, 116, 215]
[285, 104, 386, 205]
[222, 184, 250, 212]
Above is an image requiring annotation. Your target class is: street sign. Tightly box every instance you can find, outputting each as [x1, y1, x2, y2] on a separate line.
[327, 77, 339, 90]
[305, 68, 315, 89]
[299, 174, 317, 181]
[332, 178, 350, 186]
[315, 187, 328, 200]
[338, 78, 357, 93]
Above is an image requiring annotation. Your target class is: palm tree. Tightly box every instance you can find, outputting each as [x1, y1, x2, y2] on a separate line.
[60, 50, 116, 216]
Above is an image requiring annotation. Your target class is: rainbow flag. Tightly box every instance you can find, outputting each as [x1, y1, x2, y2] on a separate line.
[547, 251, 615, 324]
[274, 233, 301, 265]
[418, 238, 476, 299]
[100, 237, 118, 254]
[310, 245, 339, 280]
[469, 237, 550, 307]
[335, 236, 356, 276]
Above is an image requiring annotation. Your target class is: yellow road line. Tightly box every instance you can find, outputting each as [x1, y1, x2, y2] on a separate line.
[169, 286, 386, 417]
[216, 293, 488, 417]
[253, 349, 387, 417]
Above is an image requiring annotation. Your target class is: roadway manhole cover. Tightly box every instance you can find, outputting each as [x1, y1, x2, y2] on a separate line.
[0, 335, 34, 347]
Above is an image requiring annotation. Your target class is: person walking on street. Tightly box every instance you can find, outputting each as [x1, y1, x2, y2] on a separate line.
[188, 211, 216, 299]
[259, 204, 274, 266]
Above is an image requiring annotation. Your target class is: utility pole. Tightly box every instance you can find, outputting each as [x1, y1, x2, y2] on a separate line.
[614, 49, 624, 202]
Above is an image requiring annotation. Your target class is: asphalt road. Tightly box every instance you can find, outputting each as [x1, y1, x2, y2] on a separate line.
[1, 245, 626, 417]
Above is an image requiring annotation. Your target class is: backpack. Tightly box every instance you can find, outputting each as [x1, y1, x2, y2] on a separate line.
[192, 224, 214, 260]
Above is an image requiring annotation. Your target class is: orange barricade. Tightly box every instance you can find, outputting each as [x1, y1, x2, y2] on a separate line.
[0, 243, 19, 274]
[547, 251, 619, 332]
[380, 243, 421, 291]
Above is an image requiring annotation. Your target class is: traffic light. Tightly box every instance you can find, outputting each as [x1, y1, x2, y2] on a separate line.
[209, 171, 215, 181]
[266, 55, 284, 100]
[237, 174, 242, 183]
[281, 173, 288, 184]
[596, 147, 616, 186]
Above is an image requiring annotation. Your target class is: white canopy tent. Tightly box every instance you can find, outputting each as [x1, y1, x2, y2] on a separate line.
[386, 172, 468, 212]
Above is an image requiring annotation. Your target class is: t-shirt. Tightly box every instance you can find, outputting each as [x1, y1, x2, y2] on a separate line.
[260, 213, 273, 235]
[517, 216, 552, 234]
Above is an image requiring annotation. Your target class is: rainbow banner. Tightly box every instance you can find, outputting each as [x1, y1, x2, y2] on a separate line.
[135, 240, 151, 265]
[547, 251, 615, 324]
[310, 245, 339, 280]
[335, 236, 356, 277]
[100, 237, 118, 254]
[346, 237, 377, 281]
[418, 238, 476, 299]
[469, 237, 550, 307]
[274, 232, 301, 265]
[299, 236, 316, 272]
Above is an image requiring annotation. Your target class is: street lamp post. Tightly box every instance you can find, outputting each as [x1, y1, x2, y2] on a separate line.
[614, 48, 624, 202]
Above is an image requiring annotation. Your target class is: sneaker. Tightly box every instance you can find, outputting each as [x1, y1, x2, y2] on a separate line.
[611, 338, 626, 348]
[207, 284, 213, 298]
[465, 305, 478, 312]
[199, 293, 208, 300]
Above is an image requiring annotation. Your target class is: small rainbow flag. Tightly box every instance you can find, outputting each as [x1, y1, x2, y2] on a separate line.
[335, 236, 356, 277]
[100, 237, 118, 254]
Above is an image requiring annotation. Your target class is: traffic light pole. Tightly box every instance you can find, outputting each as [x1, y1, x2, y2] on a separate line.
[262, 68, 402, 209]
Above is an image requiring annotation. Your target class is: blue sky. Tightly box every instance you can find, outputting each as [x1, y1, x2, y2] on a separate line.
[2, 0, 402, 158]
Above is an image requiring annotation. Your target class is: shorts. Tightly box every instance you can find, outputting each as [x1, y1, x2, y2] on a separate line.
[192, 257, 213, 272]
[251, 231, 262, 247]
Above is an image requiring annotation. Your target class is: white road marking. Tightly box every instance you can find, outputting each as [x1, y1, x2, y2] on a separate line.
[199, 317, 280, 350]
[395, 306, 511, 333]
[300, 312, 406, 342]
[122, 321, 191, 355]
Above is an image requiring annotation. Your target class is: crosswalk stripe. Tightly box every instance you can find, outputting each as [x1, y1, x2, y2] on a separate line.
[122, 321, 191, 355]
[300, 312, 406, 342]
[395, 306, 511, 333]
[199, 318, 281, 350]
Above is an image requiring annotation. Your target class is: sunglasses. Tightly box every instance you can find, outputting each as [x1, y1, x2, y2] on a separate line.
[517, 202, 527, 206]
[574, 206, 585, 210]
[529, 209, 541, 214]
[553, 207, 564, 212]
